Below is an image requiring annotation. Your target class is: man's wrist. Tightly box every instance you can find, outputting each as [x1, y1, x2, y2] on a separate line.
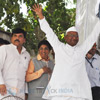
[38, 14, 44, 20]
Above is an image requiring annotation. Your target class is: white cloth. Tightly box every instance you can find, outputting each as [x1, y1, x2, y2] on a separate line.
[76, 0, 99, 44]
[86, 54, 100, 87]
[95, 0, 100, 15]
[39, 18, 100, 100]
[0, 44, 30, 99]
[25, 82, 28, 94]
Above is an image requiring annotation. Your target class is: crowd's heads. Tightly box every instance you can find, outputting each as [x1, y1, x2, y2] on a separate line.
[0, 38, 10, 46]
[38, 40, 52, 51]
[64, 26, 79, 46]
[11, 28, 27, 38]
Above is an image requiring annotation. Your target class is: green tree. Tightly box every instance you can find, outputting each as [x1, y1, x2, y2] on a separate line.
[0, 0, 76, 54]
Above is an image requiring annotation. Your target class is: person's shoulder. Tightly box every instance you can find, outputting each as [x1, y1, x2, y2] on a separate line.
[95, 53, 100, 59]
[0, 44, 12, 54]
[25, 51, 30, 57]
[31, 56, 38, 63]
[32, 56, 37, 60]
[0, 44, 11, 49]
[23, 48, 30, 59]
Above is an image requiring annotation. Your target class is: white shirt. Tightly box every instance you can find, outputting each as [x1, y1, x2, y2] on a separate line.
[39, 18, 100, 100]
[95, 0, 100, 16]
[86, 54, 100, 87]
[0, 44, 30, 99]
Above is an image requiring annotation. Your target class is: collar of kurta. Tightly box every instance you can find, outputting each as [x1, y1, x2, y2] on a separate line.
[11, 43, 26, 53]
[37, 54, 50, 61]
[65, 43, 77, 49]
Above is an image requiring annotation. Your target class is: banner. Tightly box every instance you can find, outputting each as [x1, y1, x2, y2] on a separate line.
[75, 0, 100, 47]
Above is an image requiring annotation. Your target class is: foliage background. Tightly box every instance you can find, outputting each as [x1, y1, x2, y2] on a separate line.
[0, 0, 76, 54]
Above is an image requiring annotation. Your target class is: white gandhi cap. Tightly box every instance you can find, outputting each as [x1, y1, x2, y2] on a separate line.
[66, 26, 78, 35]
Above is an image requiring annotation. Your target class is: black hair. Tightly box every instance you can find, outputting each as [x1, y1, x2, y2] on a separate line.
[38, 40, 52, 51]
[0, 38, 4, 44]
[3, 40, 10, 44]
[12, 28, 27, 38]
[0, 38, 10, 45]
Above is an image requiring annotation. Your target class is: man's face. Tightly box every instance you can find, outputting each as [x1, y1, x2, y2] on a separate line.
[64, 31, 79, 46]
[39, 45, 50, 60]
[11, 33, 25, 47]
[88, 43, 97, 56]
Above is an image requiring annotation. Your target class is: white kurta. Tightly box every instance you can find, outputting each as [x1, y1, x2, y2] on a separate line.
[38, 18, 100, 100]
[0, 44, 30, 99]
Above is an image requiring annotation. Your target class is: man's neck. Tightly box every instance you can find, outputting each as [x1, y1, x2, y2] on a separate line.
[17, 46, 22, 54]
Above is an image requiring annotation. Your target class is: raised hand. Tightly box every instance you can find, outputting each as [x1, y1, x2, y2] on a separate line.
[32, 4, 44, 19]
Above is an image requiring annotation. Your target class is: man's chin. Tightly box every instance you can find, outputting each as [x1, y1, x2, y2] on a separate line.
[71, 43, 77, 46]
[13, 43, 20, 46]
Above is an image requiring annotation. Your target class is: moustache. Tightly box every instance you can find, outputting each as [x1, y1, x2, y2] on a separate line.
[14, 39, 20, 42]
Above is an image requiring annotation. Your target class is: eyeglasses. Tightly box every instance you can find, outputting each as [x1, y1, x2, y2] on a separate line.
[67, 34, 78, 38]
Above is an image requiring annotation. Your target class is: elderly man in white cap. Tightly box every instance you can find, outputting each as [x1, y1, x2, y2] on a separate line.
[32, 4, 100, 100]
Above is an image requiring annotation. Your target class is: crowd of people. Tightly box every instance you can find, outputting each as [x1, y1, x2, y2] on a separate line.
[0, 2, 100, 100]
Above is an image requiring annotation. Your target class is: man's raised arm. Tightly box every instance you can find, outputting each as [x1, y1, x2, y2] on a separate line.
[32, 4, 61, 49]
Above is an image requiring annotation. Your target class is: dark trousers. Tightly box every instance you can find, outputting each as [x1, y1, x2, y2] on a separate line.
[92, 87, 100, 100]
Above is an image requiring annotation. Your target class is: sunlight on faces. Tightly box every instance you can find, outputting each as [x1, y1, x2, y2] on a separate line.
[39, 45, 50, 60]
[64, 31, 79, 46]
[11, 33, 26, 47]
